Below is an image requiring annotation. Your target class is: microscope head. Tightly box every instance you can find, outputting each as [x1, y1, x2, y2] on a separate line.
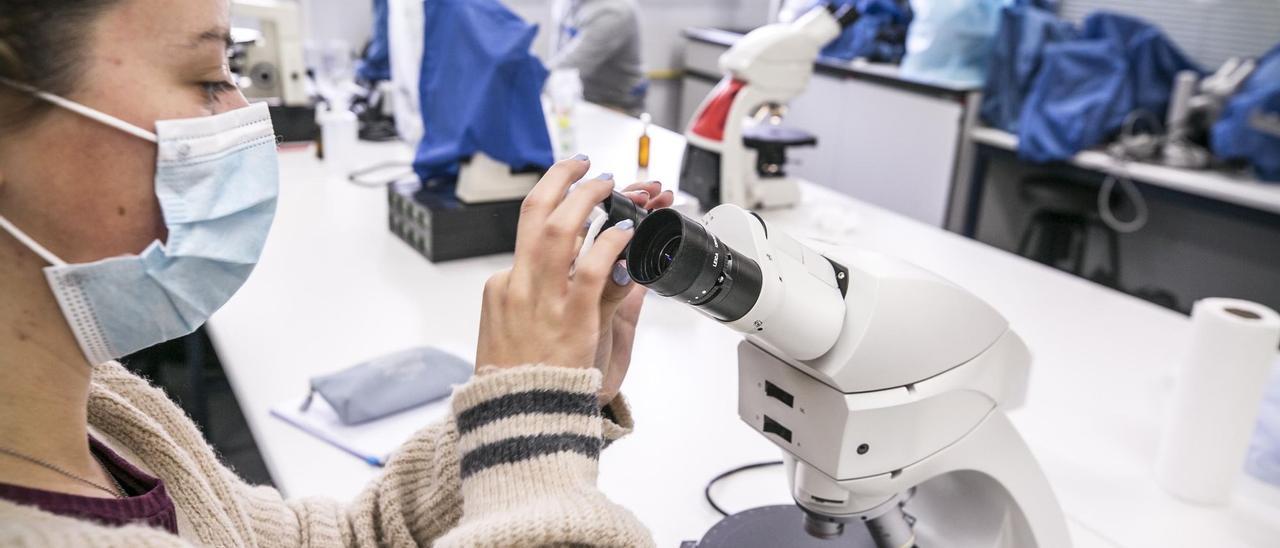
[627, 205, 846, 361]
[626, 204, 1022, 389]
[720, 4, 848, 99]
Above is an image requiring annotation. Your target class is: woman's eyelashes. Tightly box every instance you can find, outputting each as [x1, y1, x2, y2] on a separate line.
[200, 80, 238, 106]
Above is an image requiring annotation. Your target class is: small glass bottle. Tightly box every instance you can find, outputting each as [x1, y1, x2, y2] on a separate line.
[637, 112, 651, 169]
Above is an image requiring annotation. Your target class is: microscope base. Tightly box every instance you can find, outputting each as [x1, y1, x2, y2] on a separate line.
[681, 505, 879, 548]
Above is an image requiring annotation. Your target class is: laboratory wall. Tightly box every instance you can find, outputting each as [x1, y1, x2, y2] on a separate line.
[298, 0, 374, 54]
[1059, 0, 1280, 68]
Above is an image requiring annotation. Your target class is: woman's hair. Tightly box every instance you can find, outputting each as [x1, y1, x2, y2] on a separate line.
[0, 0, 121, 129]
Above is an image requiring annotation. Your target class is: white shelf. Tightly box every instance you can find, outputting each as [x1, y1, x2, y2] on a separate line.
[970, 126, 1280, 216]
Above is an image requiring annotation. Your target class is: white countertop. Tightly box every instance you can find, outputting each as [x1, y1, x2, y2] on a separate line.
[971, 126, 1280, 216]
[207, 103, 1280, 547]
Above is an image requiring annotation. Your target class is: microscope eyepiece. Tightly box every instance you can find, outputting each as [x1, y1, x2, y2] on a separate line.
[626, 209, 763, 322]
[601, 190, 649, 230]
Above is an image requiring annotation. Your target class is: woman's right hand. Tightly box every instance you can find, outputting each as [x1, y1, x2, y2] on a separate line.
[475, 155, 638, 372]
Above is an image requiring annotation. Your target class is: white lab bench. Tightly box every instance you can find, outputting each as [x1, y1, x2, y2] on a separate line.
[207, 103, 1280, 547]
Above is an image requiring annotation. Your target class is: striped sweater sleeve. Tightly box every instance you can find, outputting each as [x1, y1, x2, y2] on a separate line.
[435, 365, 654, 548]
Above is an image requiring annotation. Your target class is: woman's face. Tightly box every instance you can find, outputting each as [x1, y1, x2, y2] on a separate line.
[0, 0, 249, 264]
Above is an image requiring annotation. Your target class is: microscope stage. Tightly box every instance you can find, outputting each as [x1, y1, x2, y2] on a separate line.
[682, 505, 878, 548]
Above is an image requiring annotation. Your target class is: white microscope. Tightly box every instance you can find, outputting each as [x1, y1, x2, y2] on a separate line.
[682, 4, 858, 210]
[622, 205, 1072, 547]
[229, 0, 308, 107]
[229, 0, 313, 142]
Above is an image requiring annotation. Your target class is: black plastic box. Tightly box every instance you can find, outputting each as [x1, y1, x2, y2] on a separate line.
[388, 182, 522, 262]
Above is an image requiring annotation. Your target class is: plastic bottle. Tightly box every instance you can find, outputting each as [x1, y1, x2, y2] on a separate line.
[547, 69, 583, 158]
[318, 103, 359, 179]
[638, 112, 651, 168]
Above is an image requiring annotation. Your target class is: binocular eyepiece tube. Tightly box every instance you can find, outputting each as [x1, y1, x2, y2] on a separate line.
[601, 192, 844, 362]
[624, 208, 763, 323]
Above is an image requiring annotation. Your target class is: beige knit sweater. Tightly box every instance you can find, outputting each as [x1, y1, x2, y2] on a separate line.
[0, 361, 654, 547]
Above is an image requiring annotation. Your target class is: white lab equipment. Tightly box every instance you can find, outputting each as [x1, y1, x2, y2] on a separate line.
[1163, 60, 1258, 169]
[1157, 298, 1280, 505]
[682, 4, 858, 211]
[625, 205, 1071, 547]
[230, 0, 309, 107]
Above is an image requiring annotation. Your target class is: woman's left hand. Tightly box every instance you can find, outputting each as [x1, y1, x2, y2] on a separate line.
[594, 182, 674, 405]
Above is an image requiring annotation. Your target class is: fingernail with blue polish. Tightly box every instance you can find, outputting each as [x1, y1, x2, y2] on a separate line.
[612, 262, 632, 286]
[615, 219, 634, 231]
[571, 153, 589, 162]
[596, 172, 614, 181]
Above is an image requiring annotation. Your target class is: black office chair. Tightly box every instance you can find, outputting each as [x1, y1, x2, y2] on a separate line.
[1015, 176, 1122, 288]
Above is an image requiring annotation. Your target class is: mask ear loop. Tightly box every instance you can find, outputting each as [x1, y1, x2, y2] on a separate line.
[0, 77, 142, 267]
[0, 77, 158, 143]
[0, 215, 68, 267]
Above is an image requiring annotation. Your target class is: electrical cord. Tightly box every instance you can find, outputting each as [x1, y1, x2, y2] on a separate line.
[1099, 111, 1155, 234]
[704, 460, 784, 517]
[347, 161, 417, 188]
[1097, 174, 1149, 234]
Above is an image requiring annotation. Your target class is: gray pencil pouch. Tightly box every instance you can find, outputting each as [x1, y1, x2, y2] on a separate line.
[302, 347, 474, 425]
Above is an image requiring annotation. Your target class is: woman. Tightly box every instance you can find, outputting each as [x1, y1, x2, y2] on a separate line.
[0, 0, 671, 545]
[550, 0, 647, 116]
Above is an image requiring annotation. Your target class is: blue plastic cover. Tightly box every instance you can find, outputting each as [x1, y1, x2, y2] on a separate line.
[413, 0, 554, 182]
[1017, 39, 1131, 162]
[979, 4, 1076, 133]
[808, 0, 913, 63]
[899, 0, 1005, 87]
[356, 0, 391, 83]
[1082, 13, 1201, 126]
[1212, 43, 1280, 182]
[1016, 12, 1201, 162]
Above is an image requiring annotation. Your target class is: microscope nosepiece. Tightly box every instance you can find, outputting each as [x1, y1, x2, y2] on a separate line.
[802, 512, 845, 539]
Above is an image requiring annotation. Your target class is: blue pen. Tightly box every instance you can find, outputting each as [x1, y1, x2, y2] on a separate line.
[270, 409, 386, 467]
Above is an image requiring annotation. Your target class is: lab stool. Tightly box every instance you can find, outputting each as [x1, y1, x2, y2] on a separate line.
[1015, 176, 1121, 288]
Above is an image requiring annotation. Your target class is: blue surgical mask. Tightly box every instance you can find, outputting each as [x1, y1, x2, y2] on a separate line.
[0, 79, 279, 365]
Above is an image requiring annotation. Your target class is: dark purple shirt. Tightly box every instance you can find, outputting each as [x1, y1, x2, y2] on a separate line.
[0, 437, 178, 535]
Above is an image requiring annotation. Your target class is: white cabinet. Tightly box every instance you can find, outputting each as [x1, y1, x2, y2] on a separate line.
[786, 77, 964, 228]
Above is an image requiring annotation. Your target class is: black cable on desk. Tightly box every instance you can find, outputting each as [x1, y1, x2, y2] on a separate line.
[704, 460, 784, 517]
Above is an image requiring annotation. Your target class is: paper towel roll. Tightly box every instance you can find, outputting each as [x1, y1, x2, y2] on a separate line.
[1156, 298, 1280, 505]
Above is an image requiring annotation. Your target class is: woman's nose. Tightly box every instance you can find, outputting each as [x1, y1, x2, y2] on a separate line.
[216, 88, 252, 115]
